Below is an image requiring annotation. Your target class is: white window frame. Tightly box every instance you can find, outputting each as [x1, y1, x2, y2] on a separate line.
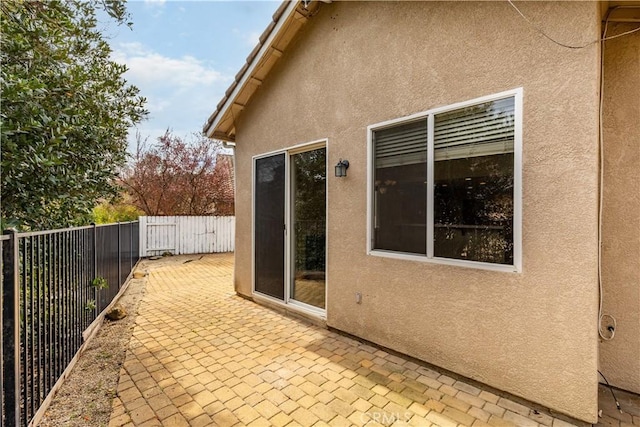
[366, 88, 523, 273]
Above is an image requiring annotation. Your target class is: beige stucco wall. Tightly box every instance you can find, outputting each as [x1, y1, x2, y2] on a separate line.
[232, 2, 601, 422]
[600, 23, 640, 394]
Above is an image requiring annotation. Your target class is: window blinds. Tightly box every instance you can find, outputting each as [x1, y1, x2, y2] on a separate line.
[434, 97, 515, 161]
[374, 119, 427, 168]
[373, 96, 515, 168]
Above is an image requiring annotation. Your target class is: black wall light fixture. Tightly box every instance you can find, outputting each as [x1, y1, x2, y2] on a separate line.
[335, 159, 349, 177]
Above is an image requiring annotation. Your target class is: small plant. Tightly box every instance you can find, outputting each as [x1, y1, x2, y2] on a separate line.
[92, 276, 108, 290]
[85, 300, 96, 311]
[97, 351, 112, 360]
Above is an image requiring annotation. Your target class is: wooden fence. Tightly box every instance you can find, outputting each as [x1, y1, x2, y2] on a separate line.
[138, 216, 235, 257]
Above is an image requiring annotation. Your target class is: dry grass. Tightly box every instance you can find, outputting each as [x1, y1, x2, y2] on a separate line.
[38, 274, 145, 427]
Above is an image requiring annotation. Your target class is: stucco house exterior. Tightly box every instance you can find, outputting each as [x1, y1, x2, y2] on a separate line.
[203, 1, 639, 423]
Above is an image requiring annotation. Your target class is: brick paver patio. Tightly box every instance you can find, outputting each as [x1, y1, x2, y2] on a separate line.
[108, 254, 637, 427]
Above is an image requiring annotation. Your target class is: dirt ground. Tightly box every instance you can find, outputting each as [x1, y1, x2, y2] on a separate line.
[39, 255, 194, 427]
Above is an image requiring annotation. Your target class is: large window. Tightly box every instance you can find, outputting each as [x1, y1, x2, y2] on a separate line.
[368, 89, 522, 271]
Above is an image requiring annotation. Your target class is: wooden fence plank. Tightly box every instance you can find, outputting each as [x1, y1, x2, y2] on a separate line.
[139, 216, 234, 256]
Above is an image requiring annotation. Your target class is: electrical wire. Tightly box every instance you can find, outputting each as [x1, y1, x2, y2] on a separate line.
[601, 26, 640, 42]
[598, 370, 623, 414]
[507, 1, 640, 50]
[597, 11, 617, 342]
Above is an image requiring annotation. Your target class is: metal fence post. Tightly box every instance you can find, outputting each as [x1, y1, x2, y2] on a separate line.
[129, 222, 133, 273]
[117, 223, 121, 289]
[1, 236, 3, 427]
[92, 223, 98, 317]
[2, 229, 21, 426]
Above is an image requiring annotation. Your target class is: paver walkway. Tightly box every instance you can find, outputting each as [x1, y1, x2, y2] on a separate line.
[108, 254, 637, 427]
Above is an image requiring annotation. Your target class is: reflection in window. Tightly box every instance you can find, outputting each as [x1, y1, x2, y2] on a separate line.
[370, 94, 517, 266]
[291, 148, 327, 309]
[434, 154, 513, 264]
[433, 98, 514, 265]
[373, 120, 427, 254]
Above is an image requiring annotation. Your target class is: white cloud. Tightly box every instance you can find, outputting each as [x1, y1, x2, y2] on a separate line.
[111, 42, 231, 148]
[143, 0, 166, 6]
[244, 30, 262, 47]
[112, 42, 229, 88]
[143, 0, 166, 17]
[145, 97, 171, 113]
[115, 41, 147, 56]
[231, 27, 263, 48]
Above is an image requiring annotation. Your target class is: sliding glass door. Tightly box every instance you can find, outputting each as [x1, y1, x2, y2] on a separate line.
[254, 154, 286, 300]
[290, 148, 326, 309]
[253, 145, 326, 311]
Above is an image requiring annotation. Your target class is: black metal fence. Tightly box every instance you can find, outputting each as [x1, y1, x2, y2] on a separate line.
[1, 221, 139, 426]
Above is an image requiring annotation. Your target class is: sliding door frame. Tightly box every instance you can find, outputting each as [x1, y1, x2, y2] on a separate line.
[252, 138, 329, 318]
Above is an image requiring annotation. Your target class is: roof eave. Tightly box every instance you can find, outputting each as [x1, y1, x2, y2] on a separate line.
[204, 0, 318, 142]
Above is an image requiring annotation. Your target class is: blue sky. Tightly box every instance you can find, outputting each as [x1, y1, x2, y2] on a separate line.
[102, 0, 279, 146]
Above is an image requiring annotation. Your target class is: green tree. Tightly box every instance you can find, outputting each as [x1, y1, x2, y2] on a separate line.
[0, 0, 147, 230]
[91, 197, 143, 224]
